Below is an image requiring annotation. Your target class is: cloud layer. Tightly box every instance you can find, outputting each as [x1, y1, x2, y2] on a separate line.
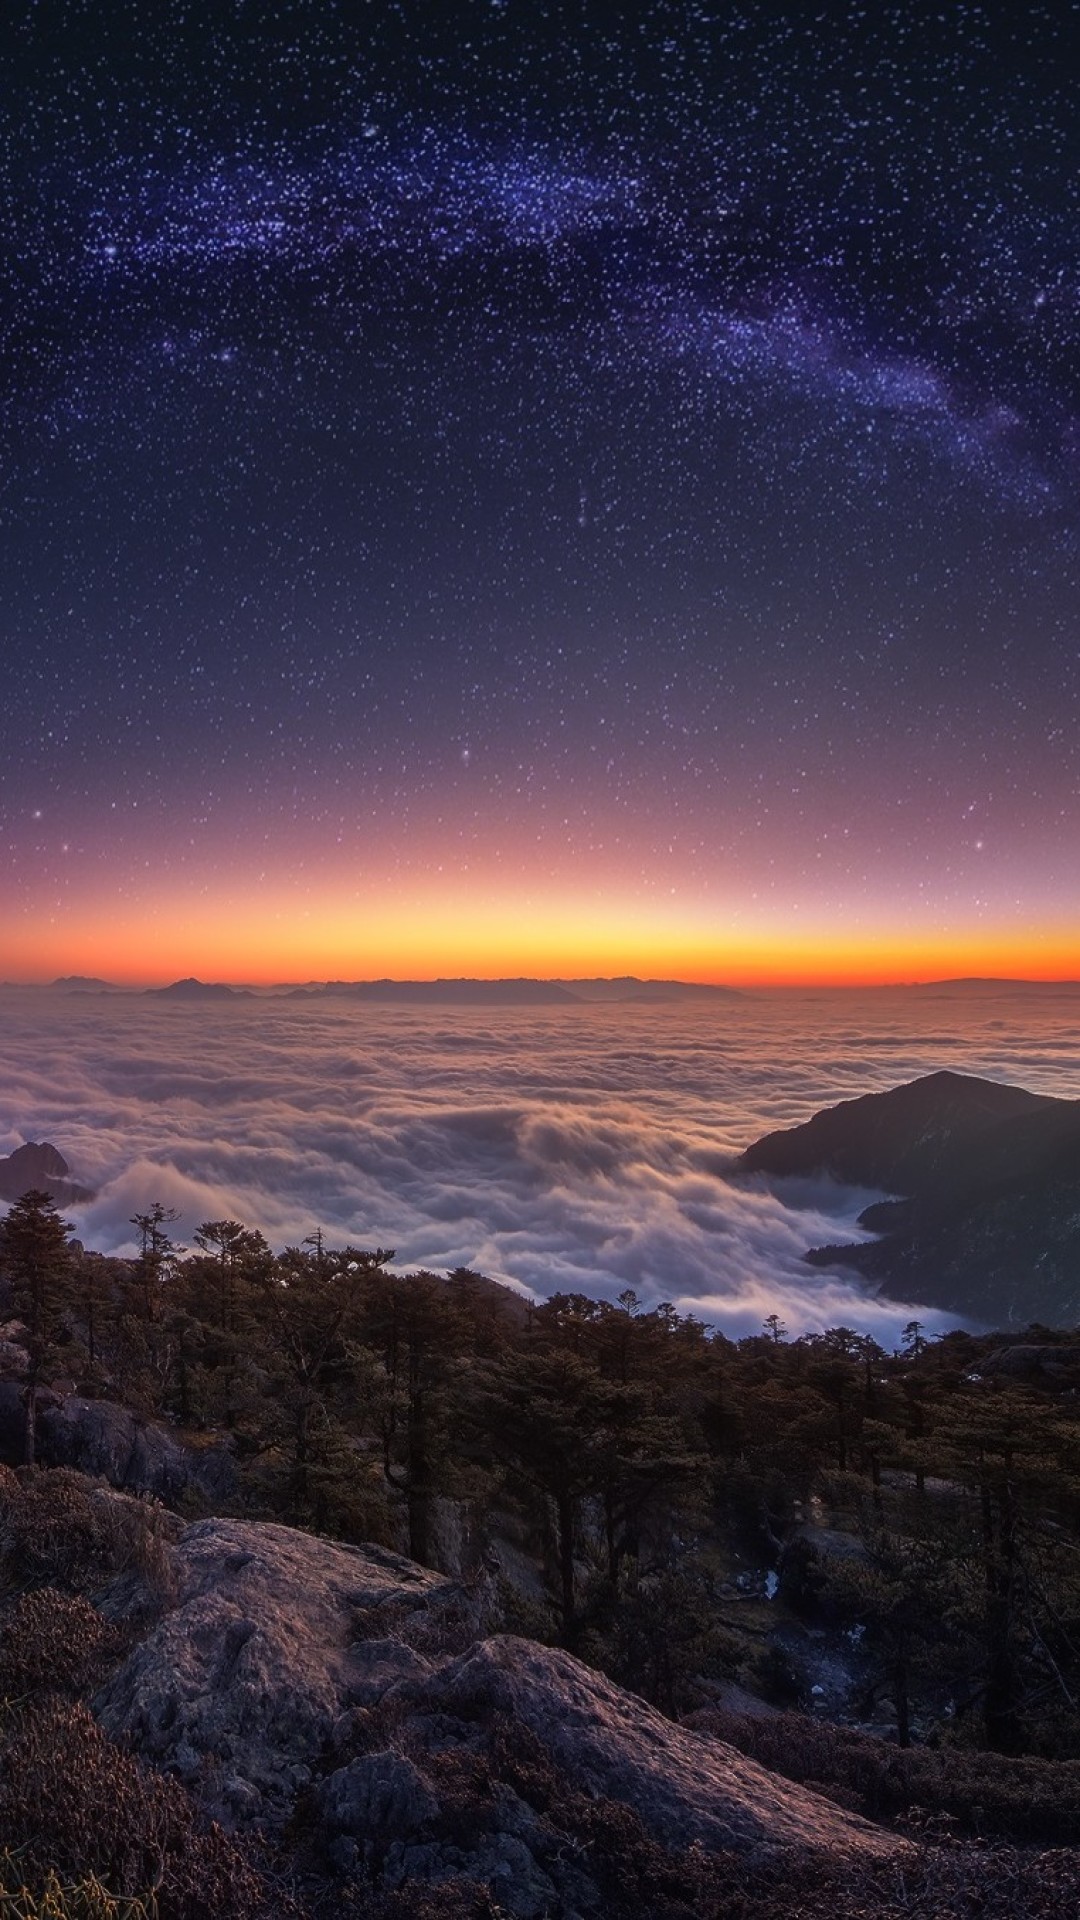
[2, 987, 1078, 1341]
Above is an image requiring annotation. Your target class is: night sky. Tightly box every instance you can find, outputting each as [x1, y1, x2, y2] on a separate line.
[4, 1, 1079, 984]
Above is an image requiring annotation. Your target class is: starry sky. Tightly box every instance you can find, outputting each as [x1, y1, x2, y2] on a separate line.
[3, 0, 1080, 985]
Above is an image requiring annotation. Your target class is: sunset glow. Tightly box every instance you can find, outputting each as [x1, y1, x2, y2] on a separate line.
[4, 882, 1078, 993]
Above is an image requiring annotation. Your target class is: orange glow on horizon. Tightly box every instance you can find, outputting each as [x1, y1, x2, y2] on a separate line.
[3, 881, 1078, 989]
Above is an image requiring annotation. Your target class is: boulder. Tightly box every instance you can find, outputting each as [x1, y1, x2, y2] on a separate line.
[382, 1834, 562, 1917]
[0, 1386, 237, 1504]
[317, 1750, 440, 1862]
[95, 1517, 464, 1828]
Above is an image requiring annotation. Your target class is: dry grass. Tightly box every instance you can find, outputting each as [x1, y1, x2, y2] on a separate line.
[0, 1850, 154, 1919]
[0, 1700, 276, 1920]
[0, 1471, 176, 1602]
[0, 1589, 126, 1699]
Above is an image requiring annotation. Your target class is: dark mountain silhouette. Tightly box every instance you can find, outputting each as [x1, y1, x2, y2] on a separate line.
[738, 1071, 1055, 1192]
[290, 978, 579, 1005]
[289, 975, 741, 1006]
[738, 1071, 1080, 1326]
[0, 1141, 94, 1207]
[907, 977, 1080, 993]
[561, 977, 743, 1002]
[50, 975, 119, 992]
[145, 978, 254, 1000]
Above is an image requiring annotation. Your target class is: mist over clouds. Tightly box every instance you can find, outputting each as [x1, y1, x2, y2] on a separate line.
[1, 987, 1078, 1341]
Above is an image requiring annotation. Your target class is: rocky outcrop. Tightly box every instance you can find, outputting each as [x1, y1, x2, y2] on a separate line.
[979, 1343, 1080, 1384]
[94, 1513, 906, 1899]
[391, 1634, 899, 1861]
[0, 1140, 94, 1206]
[94, 1517, 486, 1828]
[738, 1072, 1080, 1326]
[0, 1384, 236, 1504]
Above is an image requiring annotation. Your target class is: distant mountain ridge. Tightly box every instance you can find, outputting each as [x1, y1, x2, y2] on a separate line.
[144, 978, 255, 1000]
[10, 973, 745, 1002]
[290, 978, 578, 1006]
[559, 977, 742, 1002]
[907, 977, 1080, 993]
[738, 1071, 1080, 1326]
[298, 977, 742, 1006]
[51, 975, 120, 992]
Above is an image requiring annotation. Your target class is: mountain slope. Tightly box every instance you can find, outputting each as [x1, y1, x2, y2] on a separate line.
[737, 1072, 1080, 1325]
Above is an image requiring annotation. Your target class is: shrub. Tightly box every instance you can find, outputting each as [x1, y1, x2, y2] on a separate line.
[0, 1472, 175, 1599]
[687, 1706, 1080, 1844]
[0, 1589, 125, 1699]
[0, 1700, 274, 1920]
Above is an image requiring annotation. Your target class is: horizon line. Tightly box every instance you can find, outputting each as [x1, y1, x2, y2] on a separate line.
[7, 970, 1080, 996]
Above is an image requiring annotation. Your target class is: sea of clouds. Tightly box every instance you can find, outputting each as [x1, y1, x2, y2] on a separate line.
[1, 986, 1079, 1342]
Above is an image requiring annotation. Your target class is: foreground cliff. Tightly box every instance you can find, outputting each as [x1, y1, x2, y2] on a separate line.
[738, 1070, 1080, 1325]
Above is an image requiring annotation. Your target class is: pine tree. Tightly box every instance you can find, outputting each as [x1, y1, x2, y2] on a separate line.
[0, 1189, 76, 1463]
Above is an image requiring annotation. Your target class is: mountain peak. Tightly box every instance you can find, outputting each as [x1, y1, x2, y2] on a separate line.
[0, 1141, 94, 1206]
[739, 1072, 1080, 1326]
[145, 978, 250, 1000]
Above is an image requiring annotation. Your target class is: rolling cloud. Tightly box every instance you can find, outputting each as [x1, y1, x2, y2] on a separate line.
[1, 987, 1078, 1341]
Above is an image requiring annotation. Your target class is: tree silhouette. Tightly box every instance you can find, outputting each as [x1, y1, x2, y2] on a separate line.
[129, 1203, 180, 1323]
[0, 1189, 76, 1463]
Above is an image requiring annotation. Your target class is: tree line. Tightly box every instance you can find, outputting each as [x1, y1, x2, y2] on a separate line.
[1, 1186, 1079, 1760]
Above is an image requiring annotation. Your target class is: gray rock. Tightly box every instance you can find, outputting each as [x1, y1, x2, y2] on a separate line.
[345, 1636, 434, 1705]
[39, 1396, 237, 1504]
[95, 1516, 458, 1829]
[463, 1835, 559, 1918]
[0, 1336, 27, 1379]
[382, 1832, 579, 1917]
[468, 1835, 553, 1912]
[791, 1522, 869, 1563]
[391, 1634, 901, 1862]
[96, 1512, 907, 1873]
[317, 1751, 439, 1844]
[382, 1839, 467, 1886]
[0, 1383, 236, 1504]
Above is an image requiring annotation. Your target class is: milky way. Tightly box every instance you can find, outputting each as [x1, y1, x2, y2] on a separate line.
[3, 2, 1079, 981]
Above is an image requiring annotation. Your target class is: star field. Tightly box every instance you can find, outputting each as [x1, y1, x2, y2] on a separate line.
[2, 0, 1079, 982]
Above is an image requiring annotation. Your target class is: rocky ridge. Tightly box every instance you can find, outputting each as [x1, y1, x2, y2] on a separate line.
[91, 1513, 905, 1907]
